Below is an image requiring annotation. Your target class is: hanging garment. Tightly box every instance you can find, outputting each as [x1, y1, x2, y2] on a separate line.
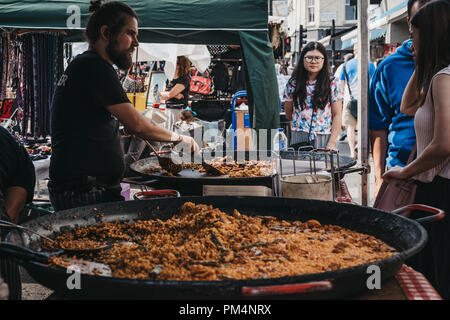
[230, 64, 246, 93]
[210, 62, 229, 92]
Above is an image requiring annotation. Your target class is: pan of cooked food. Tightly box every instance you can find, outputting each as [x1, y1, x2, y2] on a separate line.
[0, 196, 444, 299]
[129, 150, 278, 195]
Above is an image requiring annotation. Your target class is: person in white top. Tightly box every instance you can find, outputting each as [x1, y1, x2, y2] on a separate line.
[383, 0, 450, 299]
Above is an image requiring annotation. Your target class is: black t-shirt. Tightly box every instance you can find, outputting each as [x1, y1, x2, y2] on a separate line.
[0, 127, 35, 203]
[166, 75, 190, 106]
[49, 51, 130, 187]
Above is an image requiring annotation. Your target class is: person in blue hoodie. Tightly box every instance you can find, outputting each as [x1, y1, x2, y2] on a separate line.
[369, 0, 431, 198]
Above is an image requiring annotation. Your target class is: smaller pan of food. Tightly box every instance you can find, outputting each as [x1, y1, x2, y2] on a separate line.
[130, 150, 277, 182]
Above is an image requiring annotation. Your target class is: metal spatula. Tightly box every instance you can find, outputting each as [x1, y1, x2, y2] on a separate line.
[144, 140, 183, 174]
[0, 242, 112, 276]
[202, 159, 222, 176]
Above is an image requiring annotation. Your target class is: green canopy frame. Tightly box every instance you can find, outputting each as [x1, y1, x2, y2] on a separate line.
[0, 0, 280, 129]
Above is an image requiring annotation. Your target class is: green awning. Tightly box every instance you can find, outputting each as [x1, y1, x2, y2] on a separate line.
[0, 0, 280, 130]
[0, 0, 268, 33]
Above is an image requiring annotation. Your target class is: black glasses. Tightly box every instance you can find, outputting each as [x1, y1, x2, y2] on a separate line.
[304, 56, 325, 63]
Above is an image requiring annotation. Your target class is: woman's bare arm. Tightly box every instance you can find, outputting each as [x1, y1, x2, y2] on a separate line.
[400, 70, 422, 116]
[327, 99, 343, 149]
[284, 101, 293, 121]
[160, 83, 186, 101]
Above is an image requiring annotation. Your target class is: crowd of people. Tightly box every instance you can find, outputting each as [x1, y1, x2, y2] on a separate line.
[283, 0, 449, 299]
[0, 0, 449, 300]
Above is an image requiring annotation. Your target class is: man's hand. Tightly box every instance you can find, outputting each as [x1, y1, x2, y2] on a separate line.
[4, 187, 28, 224]
[179, 135, 200, 153]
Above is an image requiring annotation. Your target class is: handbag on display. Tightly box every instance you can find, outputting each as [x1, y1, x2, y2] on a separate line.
[190, 69, 214, 95]
[343, 64, 358, 119]
[373, 145, 417, 212]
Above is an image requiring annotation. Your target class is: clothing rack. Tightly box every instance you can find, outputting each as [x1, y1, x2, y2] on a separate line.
[211, 58, 242, 62]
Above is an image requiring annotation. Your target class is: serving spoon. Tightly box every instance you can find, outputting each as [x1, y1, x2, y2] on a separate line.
[0, 220, 109, 254]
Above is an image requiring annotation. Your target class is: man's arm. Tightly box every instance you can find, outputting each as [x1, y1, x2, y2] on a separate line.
[4, 187, 28, 224]
[107, 102, 199, 151]
[370, 129, 388, 197]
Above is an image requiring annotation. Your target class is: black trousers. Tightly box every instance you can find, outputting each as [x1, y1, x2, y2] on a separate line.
[407, 176, 450, 299]
[48, 179, 124, 212]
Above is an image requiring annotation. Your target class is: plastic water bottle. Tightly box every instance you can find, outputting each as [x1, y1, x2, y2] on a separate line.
[273, 128, 288, 151]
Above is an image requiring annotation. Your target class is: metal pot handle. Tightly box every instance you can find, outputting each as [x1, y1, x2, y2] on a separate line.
[0, 242, 49, 264]
[241, 281, 333, 297]
[392, 204, 445, 224]
[133, 190, 181, 200]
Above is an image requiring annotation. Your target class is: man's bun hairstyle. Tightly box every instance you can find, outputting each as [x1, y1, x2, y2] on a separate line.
[85, 1, 138, 45]
[89, 0, 102, 13]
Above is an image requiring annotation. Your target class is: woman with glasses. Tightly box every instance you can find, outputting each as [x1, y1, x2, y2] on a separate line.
[284, 42, 343, 149]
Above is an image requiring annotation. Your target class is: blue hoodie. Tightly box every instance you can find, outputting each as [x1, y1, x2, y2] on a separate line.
[369, 39, 416, 168]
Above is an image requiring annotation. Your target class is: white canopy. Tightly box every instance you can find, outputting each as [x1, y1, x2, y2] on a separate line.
[71, 42, 211, 80]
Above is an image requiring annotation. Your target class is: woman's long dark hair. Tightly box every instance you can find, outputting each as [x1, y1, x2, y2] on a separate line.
[411, 0, 450, 105]
[292, 42, 332, 110]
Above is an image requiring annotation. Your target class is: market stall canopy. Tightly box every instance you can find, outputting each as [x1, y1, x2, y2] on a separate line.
[139, 44, 211, 80]
[0, 0, 279, 130]
[71, 42, 210, 80]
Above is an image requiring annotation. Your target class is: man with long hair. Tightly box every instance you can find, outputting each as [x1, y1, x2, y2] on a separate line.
[48, 1, 199, 211]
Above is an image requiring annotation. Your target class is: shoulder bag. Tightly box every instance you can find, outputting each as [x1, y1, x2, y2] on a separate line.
[189, 69, 214, 95]
[373, 145, 417, 212]
[343, 64, 358, 119]
[290, 108, 315, 149]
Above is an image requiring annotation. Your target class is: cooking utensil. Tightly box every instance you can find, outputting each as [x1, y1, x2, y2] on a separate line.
[0, 196, 443, 299]
[0, 242, 111, 276]
[144, 140, 182, 174]
[0, 219, 108, 254]
[201, 159, 222, 176]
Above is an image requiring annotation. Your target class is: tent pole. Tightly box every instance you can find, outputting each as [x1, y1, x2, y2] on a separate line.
[133, 46, 138, 108]
[357, 0, 370, 206]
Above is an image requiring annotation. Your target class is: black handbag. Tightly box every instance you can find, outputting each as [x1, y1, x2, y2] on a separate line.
[349, 99, 358, 119]
[190, 100, 228, 122]
[290, 108, 315, 150]
[343, 64, 358, 119]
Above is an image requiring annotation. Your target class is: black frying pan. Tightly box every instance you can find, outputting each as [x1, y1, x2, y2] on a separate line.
[0, 196, 443, 299]
[130, 150, 278, 195]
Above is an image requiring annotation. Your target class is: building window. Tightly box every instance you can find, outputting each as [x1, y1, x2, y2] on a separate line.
[345, 0, 357, 21]
[307, 0, 315, 23]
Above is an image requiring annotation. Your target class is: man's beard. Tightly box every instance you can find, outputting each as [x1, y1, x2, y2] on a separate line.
[106, 37, 133, 71]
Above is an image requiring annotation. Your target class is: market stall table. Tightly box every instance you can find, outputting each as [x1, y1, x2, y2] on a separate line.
[356, 265, 442, 300]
